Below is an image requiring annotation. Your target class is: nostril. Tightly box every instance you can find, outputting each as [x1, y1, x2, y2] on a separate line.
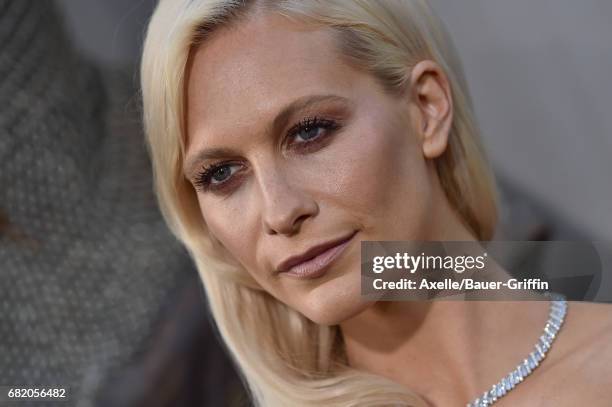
[294, 213, 310, 228]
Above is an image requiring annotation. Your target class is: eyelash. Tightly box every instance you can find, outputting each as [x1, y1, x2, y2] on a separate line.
[193, 116, 341, 193]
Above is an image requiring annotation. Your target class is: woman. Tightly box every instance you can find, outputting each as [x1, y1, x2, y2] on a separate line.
[140, 0, 612, 405]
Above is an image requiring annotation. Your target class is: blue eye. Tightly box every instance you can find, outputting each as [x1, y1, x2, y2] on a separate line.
[296, 125, 323, 142]
[194, 162, 242, 192]
[193, 116, 341, 194]
[288, 116, 340, 145]
[210, 164, 233, 183]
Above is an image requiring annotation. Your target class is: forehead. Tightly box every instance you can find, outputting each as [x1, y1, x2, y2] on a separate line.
[185, 13, 363, 147]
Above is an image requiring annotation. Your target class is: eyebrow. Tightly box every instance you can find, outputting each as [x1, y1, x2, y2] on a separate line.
[183, 94, 349, 178]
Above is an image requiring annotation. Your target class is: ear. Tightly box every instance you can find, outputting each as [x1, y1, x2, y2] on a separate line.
[408, 60, 453, 159]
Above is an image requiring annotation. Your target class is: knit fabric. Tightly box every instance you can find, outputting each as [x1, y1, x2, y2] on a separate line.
[0, 1, 195, 405]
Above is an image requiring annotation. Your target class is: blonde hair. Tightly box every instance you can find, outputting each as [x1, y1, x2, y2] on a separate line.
[141, 1, 498, 405]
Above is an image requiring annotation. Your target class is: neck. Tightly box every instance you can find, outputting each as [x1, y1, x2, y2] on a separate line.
[339, 174, 551, 404]
[339, 295, 550, 405]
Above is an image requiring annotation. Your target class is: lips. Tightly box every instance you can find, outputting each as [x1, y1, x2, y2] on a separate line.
[275, 231, 357, 278]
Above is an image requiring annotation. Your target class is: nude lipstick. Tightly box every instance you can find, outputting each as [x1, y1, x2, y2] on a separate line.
[276, 231, 356, 279]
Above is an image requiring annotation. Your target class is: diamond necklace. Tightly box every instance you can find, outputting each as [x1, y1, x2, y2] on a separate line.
[466, 292, 568, 407]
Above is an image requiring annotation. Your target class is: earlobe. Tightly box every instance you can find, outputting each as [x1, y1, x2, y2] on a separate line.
[409, 60, 453, 159]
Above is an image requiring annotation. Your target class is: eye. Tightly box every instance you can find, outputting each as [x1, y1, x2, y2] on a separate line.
[193, 116, 341, 194]
[211, 164, 233, 182]
[194, 162, 243, 192]
[295, 123, 324, 142]
[287, 116, 340, 147]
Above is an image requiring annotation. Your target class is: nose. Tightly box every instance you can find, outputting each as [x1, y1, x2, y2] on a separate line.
[258, 168, 318, 236]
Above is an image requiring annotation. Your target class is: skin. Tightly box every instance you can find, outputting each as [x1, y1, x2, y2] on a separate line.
[183, 12, 612, 407]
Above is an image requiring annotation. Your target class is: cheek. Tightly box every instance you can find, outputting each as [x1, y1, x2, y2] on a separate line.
[315, 114, 430, 234]
[197, 195, 258, 269]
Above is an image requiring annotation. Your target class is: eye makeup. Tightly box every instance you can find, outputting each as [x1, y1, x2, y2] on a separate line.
[193, 115, 343, 194]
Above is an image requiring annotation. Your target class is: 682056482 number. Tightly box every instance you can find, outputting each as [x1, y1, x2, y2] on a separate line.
[5, 387, 67, 399]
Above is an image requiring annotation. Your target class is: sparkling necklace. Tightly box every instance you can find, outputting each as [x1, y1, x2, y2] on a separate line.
[466, 292, 568, 407]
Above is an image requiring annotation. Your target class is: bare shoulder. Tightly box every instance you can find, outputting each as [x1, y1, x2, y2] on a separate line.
[538, 301, 612, 405]
[499, 302, 612, 406]
[559, 301, 612, 358]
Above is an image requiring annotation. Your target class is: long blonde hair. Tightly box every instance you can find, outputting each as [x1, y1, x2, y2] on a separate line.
[141, 1, 498, 405]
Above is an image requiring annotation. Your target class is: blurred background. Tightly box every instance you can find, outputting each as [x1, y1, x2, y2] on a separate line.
[1, 0, 610, 406]
[55, 0, 612, 241]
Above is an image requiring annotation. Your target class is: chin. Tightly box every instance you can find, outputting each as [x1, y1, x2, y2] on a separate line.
[299, 268, 373, 326]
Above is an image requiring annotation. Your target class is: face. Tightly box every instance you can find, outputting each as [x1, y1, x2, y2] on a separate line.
[184, 13, 455, 325]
